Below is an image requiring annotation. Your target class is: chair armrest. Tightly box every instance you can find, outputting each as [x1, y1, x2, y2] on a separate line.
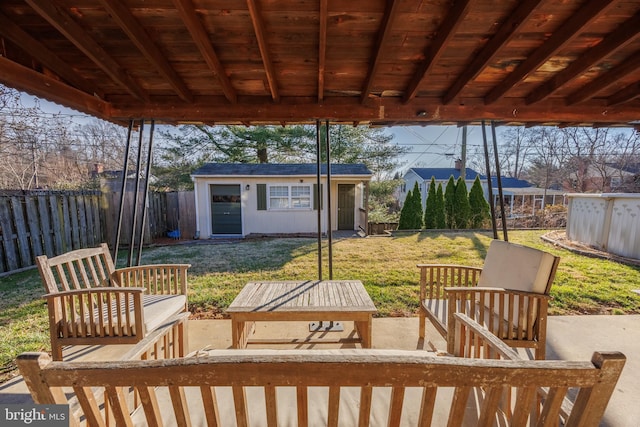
[417, 264, 482, 300]
[443, 286, 551, 300]
[452, 313, 522, 360]
[112, 264, 190, 295]
[43, 287, 146, 307]
[44, 288, 145, 339]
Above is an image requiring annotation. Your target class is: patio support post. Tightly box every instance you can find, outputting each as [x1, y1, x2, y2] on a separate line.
[481, 120, 498, 239]
[315, 120, 322, 281]
[460, 125, 467, 180]
[128, 120, 145, 266]
[491, 121, 508, 241]
[113, 119, 134, 265]
[136, 120, 155, 266]
[325, 120, 333, 279]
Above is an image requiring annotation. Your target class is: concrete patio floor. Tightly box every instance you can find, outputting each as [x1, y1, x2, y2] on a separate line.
[1, 315, 638, 426]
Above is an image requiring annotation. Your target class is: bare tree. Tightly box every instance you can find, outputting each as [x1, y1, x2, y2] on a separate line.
[495, 126, 531, 178]
[465, 126, 531, 179]
[0, 85, 128, 190]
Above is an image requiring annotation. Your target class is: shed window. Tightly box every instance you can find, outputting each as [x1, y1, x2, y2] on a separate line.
[268, 184, 312, 209]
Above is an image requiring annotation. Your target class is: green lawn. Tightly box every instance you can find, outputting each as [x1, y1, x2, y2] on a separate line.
[2, 229, 640, 381]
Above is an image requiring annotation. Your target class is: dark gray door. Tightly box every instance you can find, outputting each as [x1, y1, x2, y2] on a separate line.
[338, 184, 355, 230]
[210, 184, 242, 234]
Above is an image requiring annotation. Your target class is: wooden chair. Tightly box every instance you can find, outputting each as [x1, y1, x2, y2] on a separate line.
[418, 239, 560, 359]
[36, 243, 190, 360]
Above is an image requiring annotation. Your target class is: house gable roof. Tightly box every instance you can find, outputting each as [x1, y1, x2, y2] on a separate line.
[407, 167, 532, 188]
[494, 177, 532, 188]
[407, 167, 482, 181]
[192, 163, 372, 177]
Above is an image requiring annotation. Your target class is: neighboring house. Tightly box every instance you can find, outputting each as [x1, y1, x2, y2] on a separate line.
[191, 163, 372, 237]
[564, 161, 640, 193]
[401, 161, 482, 209]
[401, 160, 565, 218]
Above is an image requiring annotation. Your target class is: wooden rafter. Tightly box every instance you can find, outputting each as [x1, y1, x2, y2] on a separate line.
[318, 0, 327, 102]
[98, 0, 193, 103]
[526, 11, 640, 105]
[0, 11, 100, 98]
[484, 0, 616, 105]
[567, 52, 640, 105]
[607, 82, 640, 106]
[172, 0, 237, 104]
[402, 0, 473, 103]
[110, 97, 640, 124]
[442, 0, 543, 105]
[24, 0, 149, 102]
[247, 0, 279, 102]
[360, 0, 401, 103]
[0, 56, 109, 118]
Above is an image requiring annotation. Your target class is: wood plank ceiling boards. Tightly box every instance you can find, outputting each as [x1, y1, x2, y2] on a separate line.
[0, 0, 638, 127]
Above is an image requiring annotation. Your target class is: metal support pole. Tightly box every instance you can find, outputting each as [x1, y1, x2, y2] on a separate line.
[325, 120, 333, 280]
[128, 120, 145, 266]
[315, 120, 322, 281]
[491, 121, 508, 241]
[460, 125, 467, 181]
[113, 120, 134, 265]
[136, 120, 155, 266]
[481, 120, 498, 240]
[309, 121, 343, 333]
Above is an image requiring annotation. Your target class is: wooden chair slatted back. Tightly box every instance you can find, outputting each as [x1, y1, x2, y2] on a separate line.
[37, 243, 116, 294]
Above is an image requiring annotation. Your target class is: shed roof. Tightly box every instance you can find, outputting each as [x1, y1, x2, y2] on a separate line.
[1, 1, 639, 127]
[191, 163, 372, 177]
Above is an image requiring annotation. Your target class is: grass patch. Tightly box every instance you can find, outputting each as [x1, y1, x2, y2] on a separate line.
[1, 230, 640, 381]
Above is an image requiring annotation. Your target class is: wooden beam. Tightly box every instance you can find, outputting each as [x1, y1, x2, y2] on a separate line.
[25, 0, 149, 102]
[526, 11, 640, 105]
[98, 0, 193, 103]
[110, 96, 640, 125]
[403, 0, 473, 103]
[0, 56, 109, 119]
[0, 12, 101, 98]
[607, 82, 640, 106]
[443, 0, 543, 105]
[171, 0, 237, 104]
[484, 0, 616, 105]
[360, 0, 401, 103]
[318, 0, 327, 102]
[247, 0, 279, 102]
[567, 51, 640, 104]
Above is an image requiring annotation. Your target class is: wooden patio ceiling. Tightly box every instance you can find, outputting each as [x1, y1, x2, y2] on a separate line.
[1, 0, 640, 128]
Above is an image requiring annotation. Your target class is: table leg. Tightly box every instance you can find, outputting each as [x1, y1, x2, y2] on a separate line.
[355, 316, 373, 348]
[232, 318, 246, 349]
[232, 319, 256, 348]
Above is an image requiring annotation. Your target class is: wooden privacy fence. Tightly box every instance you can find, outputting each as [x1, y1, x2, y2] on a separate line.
[0, 190, 196, 274]
[0, 191, 103, 274]
[101, 190, 195, 246]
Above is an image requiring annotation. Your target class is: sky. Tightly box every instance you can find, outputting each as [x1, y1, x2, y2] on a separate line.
[391, 125, 486, 170]
[17, 91, 486, 172]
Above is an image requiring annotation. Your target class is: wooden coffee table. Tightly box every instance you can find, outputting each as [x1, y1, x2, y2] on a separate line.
[226, 280, 377, 348]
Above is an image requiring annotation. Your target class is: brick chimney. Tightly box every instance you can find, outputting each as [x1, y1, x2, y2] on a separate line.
[454, 158, 462, 170]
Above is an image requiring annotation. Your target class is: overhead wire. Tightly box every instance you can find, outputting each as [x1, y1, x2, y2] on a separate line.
[402, 126, 451, 169]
